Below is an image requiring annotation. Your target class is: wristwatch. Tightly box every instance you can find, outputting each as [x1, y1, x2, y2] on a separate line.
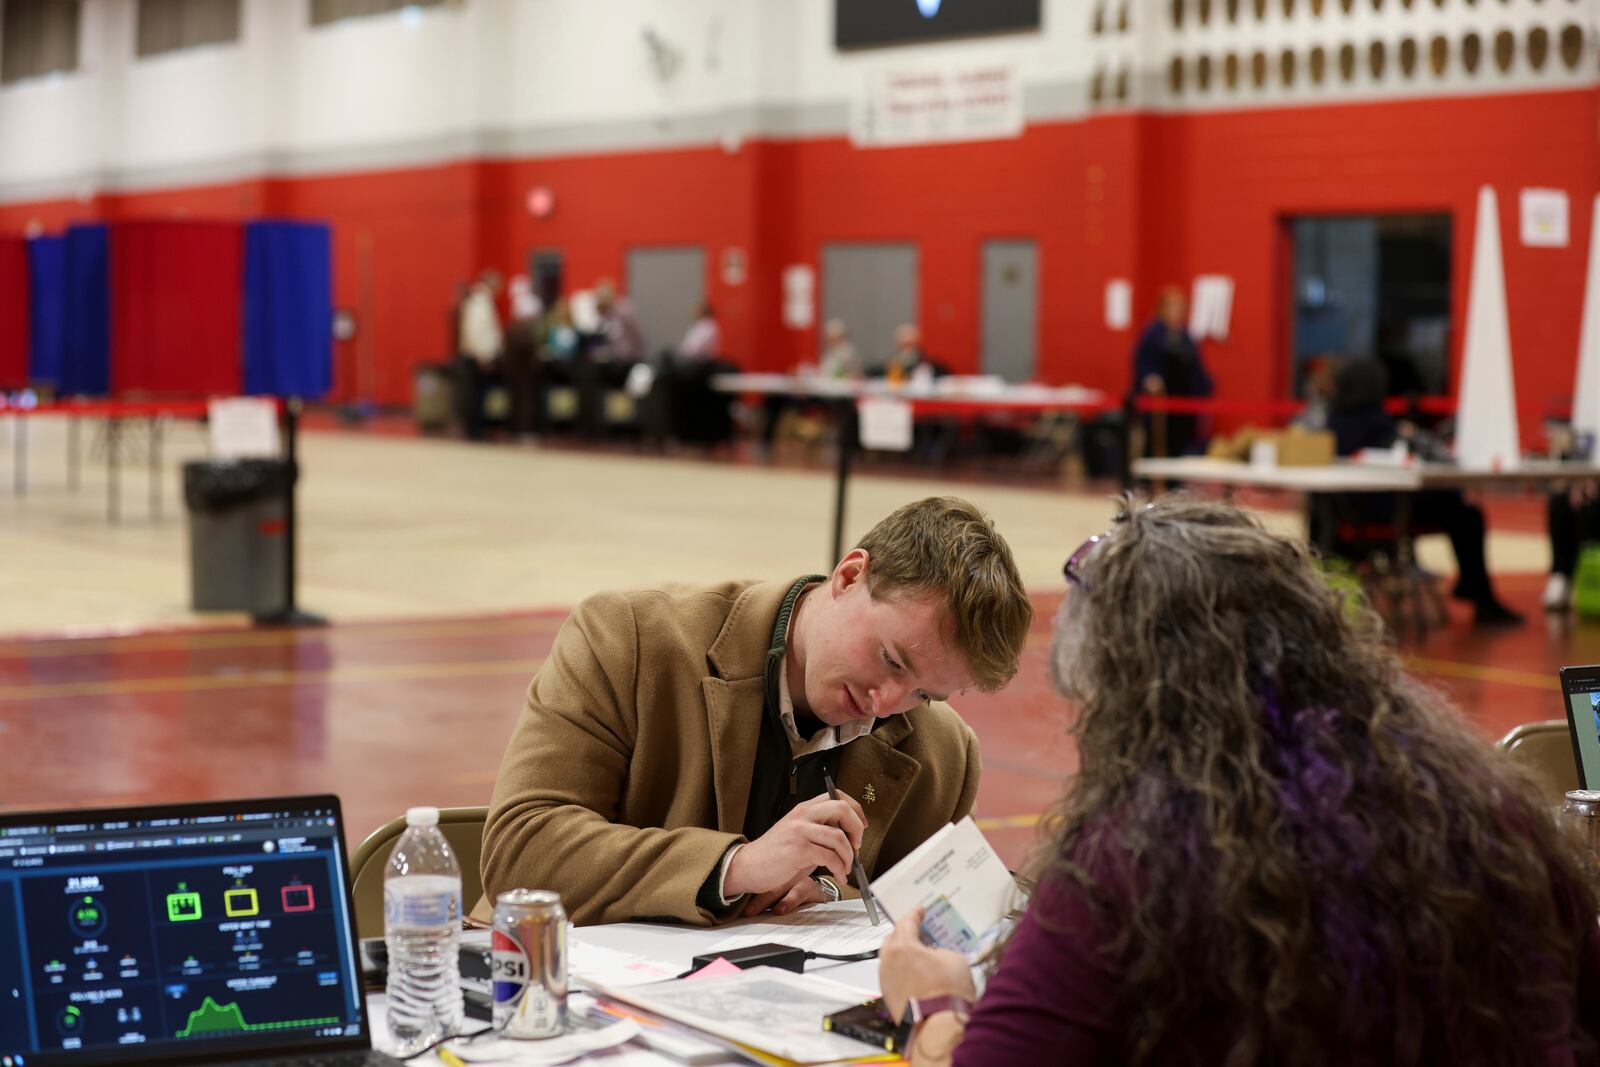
[909, 994, 973, 1025]
[814, 875, 842, 902]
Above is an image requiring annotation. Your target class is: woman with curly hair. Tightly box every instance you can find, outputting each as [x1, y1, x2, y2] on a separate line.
[880, 495, 1600, 1065]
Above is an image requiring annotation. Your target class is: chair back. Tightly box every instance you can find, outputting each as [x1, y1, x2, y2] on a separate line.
[1496, 721, 1580, 804]
[348, 806, 488, 941]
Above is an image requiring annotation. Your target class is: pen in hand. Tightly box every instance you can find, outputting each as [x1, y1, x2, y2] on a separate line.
[823, 772, 882, 925]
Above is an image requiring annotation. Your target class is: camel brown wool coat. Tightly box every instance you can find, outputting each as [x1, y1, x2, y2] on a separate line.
[476, 578, 982, 926]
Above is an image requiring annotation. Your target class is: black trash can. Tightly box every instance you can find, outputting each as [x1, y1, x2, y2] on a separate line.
[183, 459, 289, 614]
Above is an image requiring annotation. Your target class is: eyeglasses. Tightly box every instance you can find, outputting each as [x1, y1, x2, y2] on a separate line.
[1062, 534, 1104, 590]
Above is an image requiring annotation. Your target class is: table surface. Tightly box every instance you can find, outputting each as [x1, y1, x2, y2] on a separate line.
[709, 373, 1109, 408]
[368, 918, 882, 1063]
[1134, 455, 1600, 492]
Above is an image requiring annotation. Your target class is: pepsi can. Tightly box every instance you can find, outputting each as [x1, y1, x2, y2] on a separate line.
[491, 889, 567, 1038]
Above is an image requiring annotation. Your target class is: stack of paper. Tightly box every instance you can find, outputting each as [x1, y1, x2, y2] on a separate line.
[588, 966, 890, 1065]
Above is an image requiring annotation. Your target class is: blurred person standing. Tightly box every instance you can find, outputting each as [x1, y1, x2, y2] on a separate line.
[456, 271, 504, 440]
[594, 278, 645, 363]
[502, 275, 544, 437]
[1130, 287, 1212, 456]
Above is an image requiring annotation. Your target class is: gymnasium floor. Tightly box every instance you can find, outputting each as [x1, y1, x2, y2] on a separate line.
[0, 414, 1585, 870]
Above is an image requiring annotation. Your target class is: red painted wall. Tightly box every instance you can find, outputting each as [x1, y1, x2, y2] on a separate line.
[0, 87, 1593, 410]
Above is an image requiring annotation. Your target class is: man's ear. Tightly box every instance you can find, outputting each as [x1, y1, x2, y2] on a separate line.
[831, 548, 870, 596]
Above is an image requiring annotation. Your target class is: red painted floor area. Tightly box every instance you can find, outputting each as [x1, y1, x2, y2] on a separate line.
[0, 582, 1589, 872]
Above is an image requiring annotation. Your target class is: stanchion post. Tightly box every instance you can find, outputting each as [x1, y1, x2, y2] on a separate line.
[255, 397, 326, 627]
[107, 418, 120, 523]
[1119, 393, 1136, 491]
[67, 416, 80, 491]
[13, 415, 25, 496]
[831, 397, 857, 567]
[149, 415, 162, 521]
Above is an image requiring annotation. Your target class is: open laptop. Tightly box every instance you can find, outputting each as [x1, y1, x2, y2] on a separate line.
[0, 795, 401, 1066]
[1557, 665, 1600, 789]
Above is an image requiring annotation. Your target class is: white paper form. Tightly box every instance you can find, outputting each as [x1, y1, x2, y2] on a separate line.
[869, 816, 1019, 953]
[590, 967, 878, 1064]
[568, 940, 680, 989]
[705, 899, 890, 957]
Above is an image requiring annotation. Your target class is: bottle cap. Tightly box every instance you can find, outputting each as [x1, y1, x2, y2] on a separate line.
[405, 806, 440, 827]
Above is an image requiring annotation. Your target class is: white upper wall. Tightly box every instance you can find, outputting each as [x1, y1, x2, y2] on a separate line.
[0, 0, 1590, 200]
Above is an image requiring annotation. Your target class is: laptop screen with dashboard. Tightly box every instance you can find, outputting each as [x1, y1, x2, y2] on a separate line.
[1558, 665, 1600, 790]
[0, 796, 373, 1066]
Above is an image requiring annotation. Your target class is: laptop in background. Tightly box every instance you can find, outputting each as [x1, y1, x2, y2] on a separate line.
[0, 795, 400, 1066]
[1557, 665, 1600, 789]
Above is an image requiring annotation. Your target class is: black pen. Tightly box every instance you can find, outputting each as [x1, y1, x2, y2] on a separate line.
[823, 772, 881, 925]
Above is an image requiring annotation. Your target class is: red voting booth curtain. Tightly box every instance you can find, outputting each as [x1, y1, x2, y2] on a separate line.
[110, 221, 243, 395]
[0, 237, 28, 389]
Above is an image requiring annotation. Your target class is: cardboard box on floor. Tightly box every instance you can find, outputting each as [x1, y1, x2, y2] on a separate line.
[1207, 426, 1336, 467]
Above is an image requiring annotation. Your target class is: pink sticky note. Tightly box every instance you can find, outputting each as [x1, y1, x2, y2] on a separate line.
[687, 957, 743, 980]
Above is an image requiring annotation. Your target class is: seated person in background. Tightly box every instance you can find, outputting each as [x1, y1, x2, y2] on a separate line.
[879, 496, 1600, 1066]
[1544, 482, 1600, 610]
[818, 319, 861, 380]
[677, 301, 721, 361]
[1325, 358, 1522, 626]
[479, 497, 1033, 925]
[876, 324, 947, 384]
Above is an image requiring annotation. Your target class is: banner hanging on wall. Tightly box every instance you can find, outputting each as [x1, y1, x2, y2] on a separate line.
[850, 66, 1022, 148]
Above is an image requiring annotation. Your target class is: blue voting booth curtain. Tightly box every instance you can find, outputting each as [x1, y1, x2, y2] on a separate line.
[243, 221, 332, 398]
[27, 236, 66, 388]
[62, 224, 110, 396]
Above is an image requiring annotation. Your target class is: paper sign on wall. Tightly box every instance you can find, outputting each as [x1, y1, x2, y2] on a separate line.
[208, 398, 280, 460]
[851, 66, 1022, 148]
[1520, 188, 1569, 248]
[782, 265, 814, 330]
[1190, 275, 1234, 341]
[857, 397, 913, 451]
[1105, 279, 1132, 330]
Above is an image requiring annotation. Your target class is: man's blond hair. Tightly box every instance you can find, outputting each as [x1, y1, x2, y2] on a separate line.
[856, 497, 1032, 693]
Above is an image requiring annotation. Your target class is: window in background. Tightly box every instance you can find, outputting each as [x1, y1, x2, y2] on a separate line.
[311, 0, 447, 29]
[1, 0, 81, 85]
[137, 0, 240, 58]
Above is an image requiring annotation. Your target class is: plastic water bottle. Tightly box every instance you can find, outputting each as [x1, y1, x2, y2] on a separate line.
[384, 807, 463, 1056]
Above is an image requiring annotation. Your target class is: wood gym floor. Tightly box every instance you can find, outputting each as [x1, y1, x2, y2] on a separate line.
[0, 413, 1586, 869]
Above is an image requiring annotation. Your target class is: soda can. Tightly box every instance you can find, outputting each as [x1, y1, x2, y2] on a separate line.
[491, 889, 568, 1038]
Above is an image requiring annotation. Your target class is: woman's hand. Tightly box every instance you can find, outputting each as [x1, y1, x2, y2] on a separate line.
[878, 907, 977, 1023]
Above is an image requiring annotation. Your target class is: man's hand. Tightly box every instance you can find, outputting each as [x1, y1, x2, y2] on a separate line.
[740, 874, 830, 918]
[724, 793, 866, 900]
[879, 907, 976, 1023]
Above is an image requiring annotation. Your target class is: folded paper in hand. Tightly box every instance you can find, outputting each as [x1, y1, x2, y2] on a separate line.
[869, 815, 1018, 955]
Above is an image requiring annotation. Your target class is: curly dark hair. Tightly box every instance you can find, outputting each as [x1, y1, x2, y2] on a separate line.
[1036, 495, 1598, 1065]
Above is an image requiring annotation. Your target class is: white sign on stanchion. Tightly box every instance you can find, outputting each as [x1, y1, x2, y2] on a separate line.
[1456, 186, 1521, 470]
[1573, 195, 1600, 444]
[858, 397, 913, 451]
[208, 398, 280, 459]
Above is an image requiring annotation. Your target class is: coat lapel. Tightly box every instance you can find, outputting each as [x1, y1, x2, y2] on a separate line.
[701, 676, 765, 834]
[836, 715, 919, 875]
[700, 579, 794, 835]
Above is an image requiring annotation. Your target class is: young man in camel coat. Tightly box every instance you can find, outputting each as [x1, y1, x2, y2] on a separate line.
[478, 497, 1033, 926]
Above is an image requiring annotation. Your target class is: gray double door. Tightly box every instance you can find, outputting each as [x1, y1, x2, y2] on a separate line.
[821, 243, 918, 371]
[626, 246, 706, 359]
[820, 240, 1037, 380]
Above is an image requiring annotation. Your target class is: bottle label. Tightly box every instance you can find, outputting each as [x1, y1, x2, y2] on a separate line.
[384, 876, 461, 930]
